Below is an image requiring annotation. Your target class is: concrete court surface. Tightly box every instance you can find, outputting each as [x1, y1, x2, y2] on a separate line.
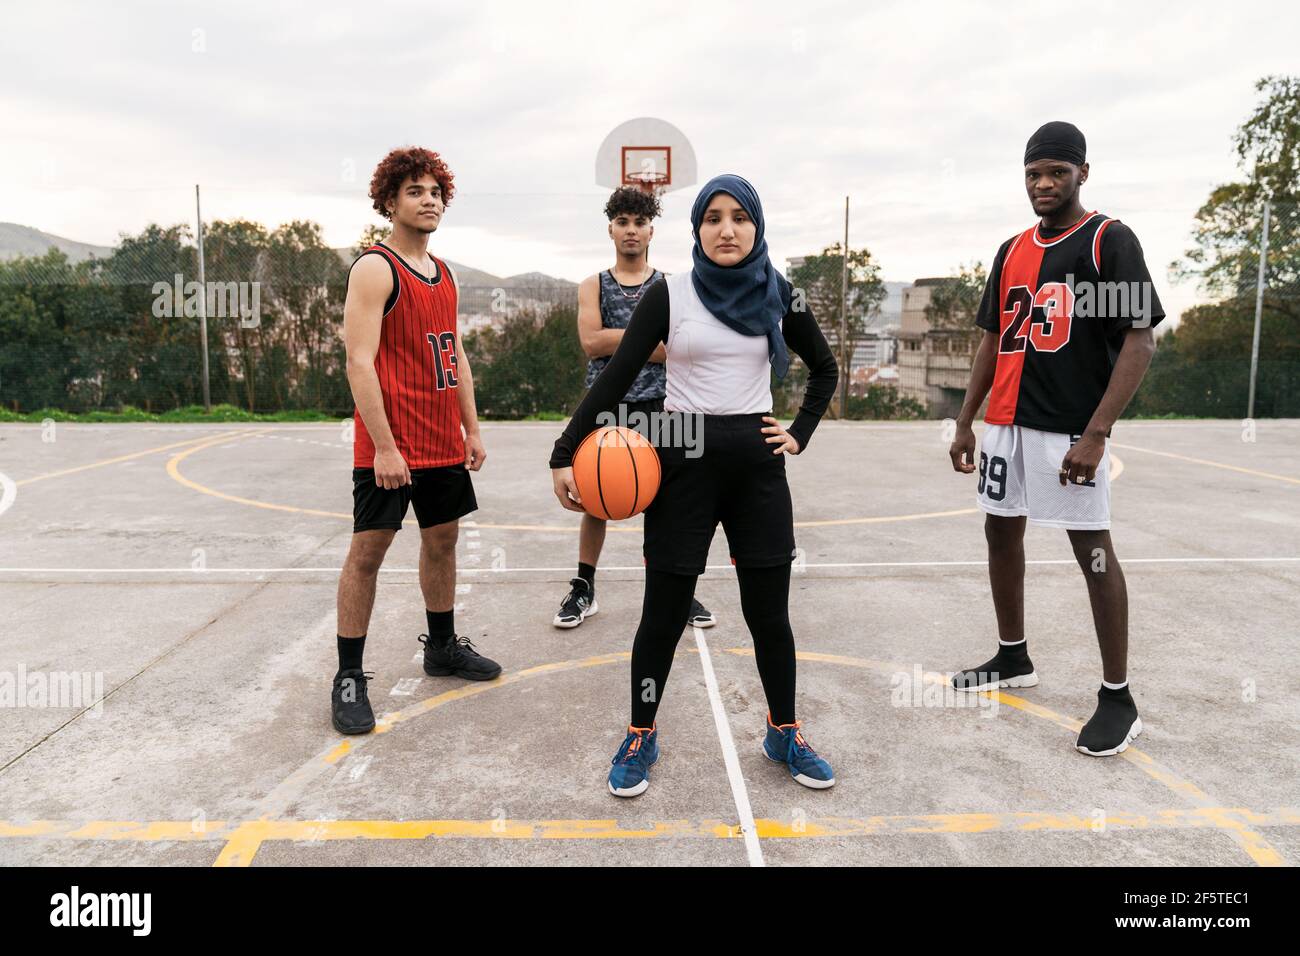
[0, 418, 1296, 867]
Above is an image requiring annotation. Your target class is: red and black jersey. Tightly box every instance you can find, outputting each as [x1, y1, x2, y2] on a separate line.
[976, 212, 1164, 434]
[350, 242, 465, 469]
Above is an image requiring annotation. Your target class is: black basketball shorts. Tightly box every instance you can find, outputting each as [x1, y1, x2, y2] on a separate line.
[642, 412, 797, 576]
[352, 463, 478, 533]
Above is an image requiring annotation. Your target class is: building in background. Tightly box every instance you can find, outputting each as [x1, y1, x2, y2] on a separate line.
[897, 277, 977, 418]
[785, 255, 904, 397]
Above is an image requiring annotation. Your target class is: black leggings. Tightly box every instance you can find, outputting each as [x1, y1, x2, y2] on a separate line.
[629, 563, 797, 728]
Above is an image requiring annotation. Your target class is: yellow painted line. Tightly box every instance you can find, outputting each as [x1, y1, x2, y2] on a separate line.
[15, 430, 251, 487]
[0, 819, 232, 840]
[7, 808, 1299, 847]
[162, 429, 1131, 531]
[1111, 442, 1300, 486]
[371, 653, 631, 734]
[216, 650, 632, 866]
[212, 822, 270, 868]
[166, 429, 347, 518]
[795, 508, 975, 528]
[220, 644, 1283, 867]
[722, 648, 1285, 866]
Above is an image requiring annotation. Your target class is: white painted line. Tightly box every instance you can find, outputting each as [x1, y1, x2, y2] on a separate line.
[466, 530, 481, 538]
[7, 556, 1297, 575]
[347, 755, 373, 781]
[694, 627, 764, 868]
[390, 677, 422, 697]
[456, 583, 472, 593]
[0, 472, 16, 518]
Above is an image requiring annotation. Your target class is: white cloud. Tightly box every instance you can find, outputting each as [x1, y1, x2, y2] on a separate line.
[2, 0, 1296, 318]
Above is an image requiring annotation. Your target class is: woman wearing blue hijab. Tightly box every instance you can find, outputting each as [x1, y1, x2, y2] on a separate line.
[550, 174, 839, 797]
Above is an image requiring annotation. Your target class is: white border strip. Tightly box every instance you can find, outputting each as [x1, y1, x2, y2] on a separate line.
[694, 627, 763, 867]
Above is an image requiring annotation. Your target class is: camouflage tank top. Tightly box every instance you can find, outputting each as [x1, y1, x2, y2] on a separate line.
[584, 268, 667, 402]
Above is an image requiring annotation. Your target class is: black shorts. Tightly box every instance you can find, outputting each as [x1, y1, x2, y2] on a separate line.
[351, 464, 478, 533]
[642, 412, 796, 576]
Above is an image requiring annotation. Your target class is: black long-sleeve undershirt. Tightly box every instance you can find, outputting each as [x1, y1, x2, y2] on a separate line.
[549, 279, 838, 469]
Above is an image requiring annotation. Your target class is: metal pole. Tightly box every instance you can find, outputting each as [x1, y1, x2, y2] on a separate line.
[839, 196, 849, 417]
[1247, 201, 1270, 420]
[195, 184, 212, 412]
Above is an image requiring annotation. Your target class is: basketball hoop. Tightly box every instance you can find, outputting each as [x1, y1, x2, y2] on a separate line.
[624, 170, 669, 195]
[596, 118, 696, 198]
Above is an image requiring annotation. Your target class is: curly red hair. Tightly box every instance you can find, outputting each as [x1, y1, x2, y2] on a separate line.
[369, 147, 456, 220]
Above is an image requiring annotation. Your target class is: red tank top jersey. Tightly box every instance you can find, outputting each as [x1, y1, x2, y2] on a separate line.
[351, 243, 465, 469]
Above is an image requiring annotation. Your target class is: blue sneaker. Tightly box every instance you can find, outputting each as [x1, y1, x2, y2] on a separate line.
[607, 724, 658, 798]
[763, 714, 834, 789]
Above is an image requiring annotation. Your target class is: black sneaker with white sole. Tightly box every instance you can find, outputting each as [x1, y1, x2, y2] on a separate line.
[420, 633, 502, 681]
[687, 598, 715, 628]
[1076, 685, 1142, 756]
[553, 577, 598, 629]
[951, 643, 1038, 692]
[331, 669, 376, 735]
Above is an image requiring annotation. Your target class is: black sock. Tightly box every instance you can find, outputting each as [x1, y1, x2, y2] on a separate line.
[426, 608, 454, 644]
[337, 634, 366, 673]
[998, 640, 1029, 660]
[1099, 683, 1134, 703]
[578, 562, 596, 588]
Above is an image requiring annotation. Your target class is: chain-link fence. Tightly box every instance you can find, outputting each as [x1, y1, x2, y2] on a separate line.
[1129, 200, 1300, 420]
[1, 201, 1296, 420]
[0, 215, 584, 418]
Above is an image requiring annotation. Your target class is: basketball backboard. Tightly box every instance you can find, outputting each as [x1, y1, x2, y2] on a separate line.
[595, 117, 697, 196]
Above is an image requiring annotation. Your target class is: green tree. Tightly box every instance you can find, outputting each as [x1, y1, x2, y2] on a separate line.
[787, 243, 886, 417]
[844, 385, 927, 421]
[1156, 74, 1300, 418]
[263, 220, 349, 412]
[463, 304, 586, 418]
[925, 261, 987, 350]
[787, 242, 886, 339]
[351, 224, 389, 258]
[0, 250, 84, 410]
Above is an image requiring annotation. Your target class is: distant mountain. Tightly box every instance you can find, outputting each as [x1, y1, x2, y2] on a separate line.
[0, 223, 114, 262]
[0, 224, 576, 292]
[328, 249, 573, 291]
[500, 270, 576, 289]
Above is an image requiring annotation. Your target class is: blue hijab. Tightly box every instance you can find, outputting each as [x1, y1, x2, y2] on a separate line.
[689, 174, 792, 380]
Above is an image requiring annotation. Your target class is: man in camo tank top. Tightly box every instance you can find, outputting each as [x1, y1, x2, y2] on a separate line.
[552, 187, 716, 631]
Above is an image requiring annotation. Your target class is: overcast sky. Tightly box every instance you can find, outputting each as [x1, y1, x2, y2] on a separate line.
[3, 0, 1297, 322]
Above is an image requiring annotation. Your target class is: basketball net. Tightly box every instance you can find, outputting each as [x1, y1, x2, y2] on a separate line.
[625, 171, 669, 197]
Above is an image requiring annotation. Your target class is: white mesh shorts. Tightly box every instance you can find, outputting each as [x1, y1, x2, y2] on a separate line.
[976, 424, 1111, 530]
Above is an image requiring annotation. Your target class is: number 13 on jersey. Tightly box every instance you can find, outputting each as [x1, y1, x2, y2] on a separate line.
[427, 331, 459, 390]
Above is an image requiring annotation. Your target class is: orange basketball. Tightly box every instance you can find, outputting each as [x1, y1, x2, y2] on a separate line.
[572, 426, 661, 520]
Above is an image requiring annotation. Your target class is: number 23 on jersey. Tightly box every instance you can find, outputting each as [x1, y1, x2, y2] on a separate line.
[999, 282, 1074, 354]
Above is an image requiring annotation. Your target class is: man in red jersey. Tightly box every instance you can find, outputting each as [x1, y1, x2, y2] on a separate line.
[947, 122, 1161, 757]
[332, 146, 501, 736]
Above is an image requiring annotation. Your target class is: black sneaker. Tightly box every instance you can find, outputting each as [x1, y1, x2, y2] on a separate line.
[1076, 685, 1143, 757]
[553, 577, 598, 628]
[331, 669, 376, 735]
[420, 633, 502, 681]
[951, 643, 1038, 692]
[687, 598, 716, 628]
